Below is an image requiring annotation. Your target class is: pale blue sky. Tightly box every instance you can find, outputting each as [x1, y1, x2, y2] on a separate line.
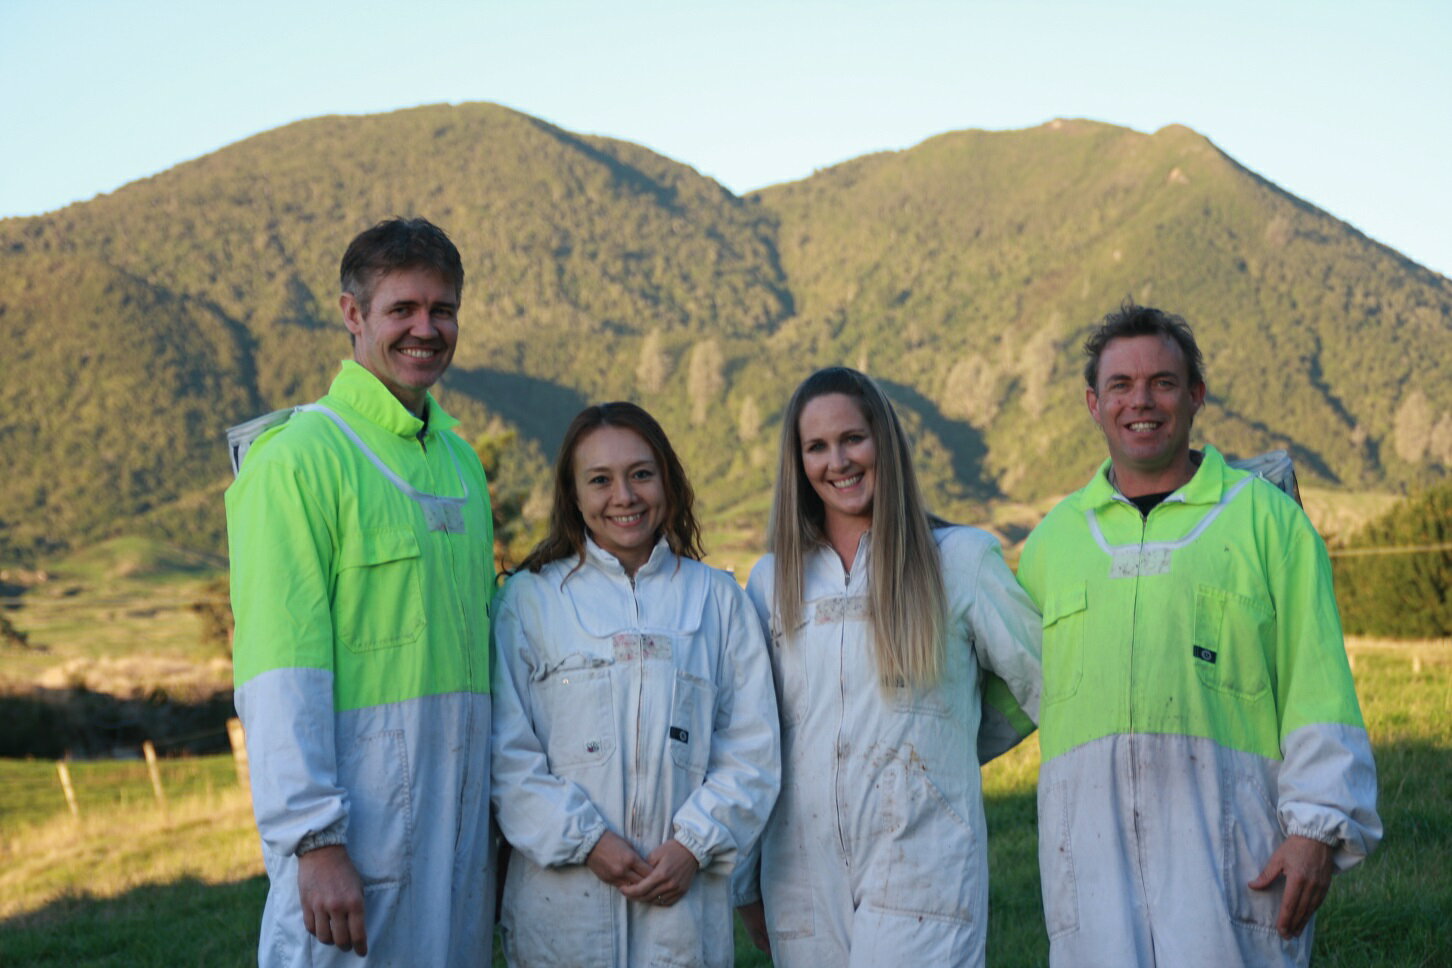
[2, 0, 1448, 275]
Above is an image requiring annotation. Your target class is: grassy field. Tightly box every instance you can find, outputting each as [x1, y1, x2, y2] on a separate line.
[0, 637, 1445, 966]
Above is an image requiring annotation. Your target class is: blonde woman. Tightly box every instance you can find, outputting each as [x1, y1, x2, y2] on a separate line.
[738, 367, 1042, 966]
[490, 402, 780, 967]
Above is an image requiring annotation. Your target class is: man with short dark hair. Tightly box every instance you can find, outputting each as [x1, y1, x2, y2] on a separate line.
[1017, 303, 1380, 966]
[228, 218, 495, 965]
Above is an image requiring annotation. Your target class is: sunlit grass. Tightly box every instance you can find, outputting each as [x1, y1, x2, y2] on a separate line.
[0, 639, 1446, 966]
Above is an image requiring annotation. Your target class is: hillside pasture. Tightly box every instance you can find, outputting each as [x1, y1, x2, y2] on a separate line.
[0, 637, 1446, 966]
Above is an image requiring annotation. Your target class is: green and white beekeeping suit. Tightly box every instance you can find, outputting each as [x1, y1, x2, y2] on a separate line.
[227, 361, 495, 967]
[1018, 445, 1381, 968]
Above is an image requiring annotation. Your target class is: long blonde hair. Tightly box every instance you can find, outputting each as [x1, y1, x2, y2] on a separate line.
[767, 367, 947, 688]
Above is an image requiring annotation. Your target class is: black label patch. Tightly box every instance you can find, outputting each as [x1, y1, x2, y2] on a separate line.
[669, 727, 689, 744]
[1193, 646, 1218, 664]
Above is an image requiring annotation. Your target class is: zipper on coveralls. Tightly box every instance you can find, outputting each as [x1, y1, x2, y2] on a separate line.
[418, 425, 475, 851]
[834, 566, 851, 865]
[628, 572, 645, 849]
[1127, 506, 1153, 940]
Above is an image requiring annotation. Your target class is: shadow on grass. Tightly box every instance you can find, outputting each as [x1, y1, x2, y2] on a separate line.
[0, 875, 267, 968]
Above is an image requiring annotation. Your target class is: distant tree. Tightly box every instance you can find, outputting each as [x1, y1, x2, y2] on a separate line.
[1334, 480, 1452, 637]
[1428, 413, 1452, 467]
[737, 394, 761, 442]
[636, 329, 671, 394]
[687, 339, 725, 426]
[0, 612, 30, 650]
[1393, 390, 1435, 464]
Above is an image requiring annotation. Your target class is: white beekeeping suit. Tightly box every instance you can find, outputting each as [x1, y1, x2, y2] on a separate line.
[746, 526, 1042, 967]
[491, 537, 781, 967]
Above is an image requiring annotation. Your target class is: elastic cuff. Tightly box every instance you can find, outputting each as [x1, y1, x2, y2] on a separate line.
[569, 823, 609, 866]
[671, 828, 712, 868]
[297, 823, 347, 856]
[1285, 824, 1341, 848]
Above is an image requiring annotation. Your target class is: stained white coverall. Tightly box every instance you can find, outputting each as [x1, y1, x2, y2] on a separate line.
[1017, 446, 1382, 967]
[744, 526, 1042, 967]
[228, 361, 495, 967]
[490, 538, 781, 967]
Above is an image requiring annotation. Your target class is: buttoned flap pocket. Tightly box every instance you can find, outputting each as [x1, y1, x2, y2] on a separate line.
[669, 669, 715, 776]
[1193, 585, 1272, 700]
[335, 528, 426, 653]
[532, 653, 617, 772]
[1040, 582, 1087, 704]
[336, 729, 413, 886]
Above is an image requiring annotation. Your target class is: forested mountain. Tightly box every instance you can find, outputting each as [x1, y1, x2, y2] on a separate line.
[1, 103, 1448, 562]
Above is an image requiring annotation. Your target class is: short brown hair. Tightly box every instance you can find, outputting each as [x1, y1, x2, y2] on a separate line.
[1084, 301, 1204, 391]
[340, 217, 464, 314]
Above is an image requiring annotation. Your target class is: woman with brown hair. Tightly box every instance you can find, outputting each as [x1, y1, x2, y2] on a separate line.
[490, 402, 780, 967]
[738, 367, 1042, 967]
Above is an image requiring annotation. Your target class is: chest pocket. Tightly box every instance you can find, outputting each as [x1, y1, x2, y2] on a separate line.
[1193, 585, 1272, 701]
[533, 654, 617, 772]
[669, 669, 715, 775]
[770, 619, 811, 730]
[1040, 582, 1086, 704]
[335, 528, 426, 652]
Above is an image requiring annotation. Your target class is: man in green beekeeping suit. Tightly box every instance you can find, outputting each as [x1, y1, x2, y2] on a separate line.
[1017, 303, 1380, 967]
[228, 218, 495, 966]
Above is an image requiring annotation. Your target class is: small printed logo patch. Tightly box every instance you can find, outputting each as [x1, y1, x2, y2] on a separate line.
[669, 727, 689, 744]
[1193, 646, 1218, 664]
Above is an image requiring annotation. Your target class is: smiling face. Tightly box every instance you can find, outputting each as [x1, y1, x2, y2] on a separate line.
[1087, 333, 1206, 496]
[572, 425, 668, 574]
[341, 267, 459, 415]
[798, 392, 878, 532]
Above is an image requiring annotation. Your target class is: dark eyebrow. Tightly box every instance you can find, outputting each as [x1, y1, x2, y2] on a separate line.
[581, 458, 655, 475]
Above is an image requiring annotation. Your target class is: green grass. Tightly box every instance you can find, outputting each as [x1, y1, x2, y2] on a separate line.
[0, 639, 1446, 966]
[0, 757, 241, 835]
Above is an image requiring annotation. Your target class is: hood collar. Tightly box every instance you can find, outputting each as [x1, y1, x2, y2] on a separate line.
[327, 360, 460, 438]
[1076, 445, 1232, 511]
[582, 533, 673, 579]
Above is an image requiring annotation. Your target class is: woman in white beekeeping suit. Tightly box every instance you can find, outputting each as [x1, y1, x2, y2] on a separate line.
[736, 366, 1043, 967]
[491, 401, 781, 967]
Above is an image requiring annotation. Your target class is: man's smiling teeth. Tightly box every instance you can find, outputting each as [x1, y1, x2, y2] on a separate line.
[610, 512, 645, 525]
[399, 347, 437, 359]
[1127, 421, 1160, 431]
[831, 475, 863, 489]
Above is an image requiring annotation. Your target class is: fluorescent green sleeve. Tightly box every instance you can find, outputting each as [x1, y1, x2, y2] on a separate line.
[227, 438, 338, 685]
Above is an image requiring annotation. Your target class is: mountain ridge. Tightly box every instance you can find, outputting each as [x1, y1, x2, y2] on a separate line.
[1, 102, 1448, 563]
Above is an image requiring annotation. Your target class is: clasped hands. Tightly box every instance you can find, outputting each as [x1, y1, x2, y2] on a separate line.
[587, 831, 699, 907]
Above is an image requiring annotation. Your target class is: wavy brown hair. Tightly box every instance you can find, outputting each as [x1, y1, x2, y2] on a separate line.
[767, 367, 947, 688]
[517, 402, 705, 575]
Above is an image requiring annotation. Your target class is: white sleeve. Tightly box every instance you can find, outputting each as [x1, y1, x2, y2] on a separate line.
[670, 579, 782, 896]
[958, 532, 1043, 726]
[489, 587, 611, 868]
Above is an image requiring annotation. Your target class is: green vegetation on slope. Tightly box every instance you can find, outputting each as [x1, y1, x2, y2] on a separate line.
[1, 106, 1448, 564]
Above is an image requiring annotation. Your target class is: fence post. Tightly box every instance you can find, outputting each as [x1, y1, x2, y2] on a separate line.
[142, 740, 169, 816]
[56, 760, 80, 820]
[227, 717, 249, 790]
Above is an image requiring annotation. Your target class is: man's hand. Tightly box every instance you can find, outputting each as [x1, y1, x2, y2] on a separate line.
[585, 831, 653, 889]
[1248, 834, 1335, 939]
[298, 845, 368, 956]
[737, 900, 771, 955]
[620, 839, 700, 907]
